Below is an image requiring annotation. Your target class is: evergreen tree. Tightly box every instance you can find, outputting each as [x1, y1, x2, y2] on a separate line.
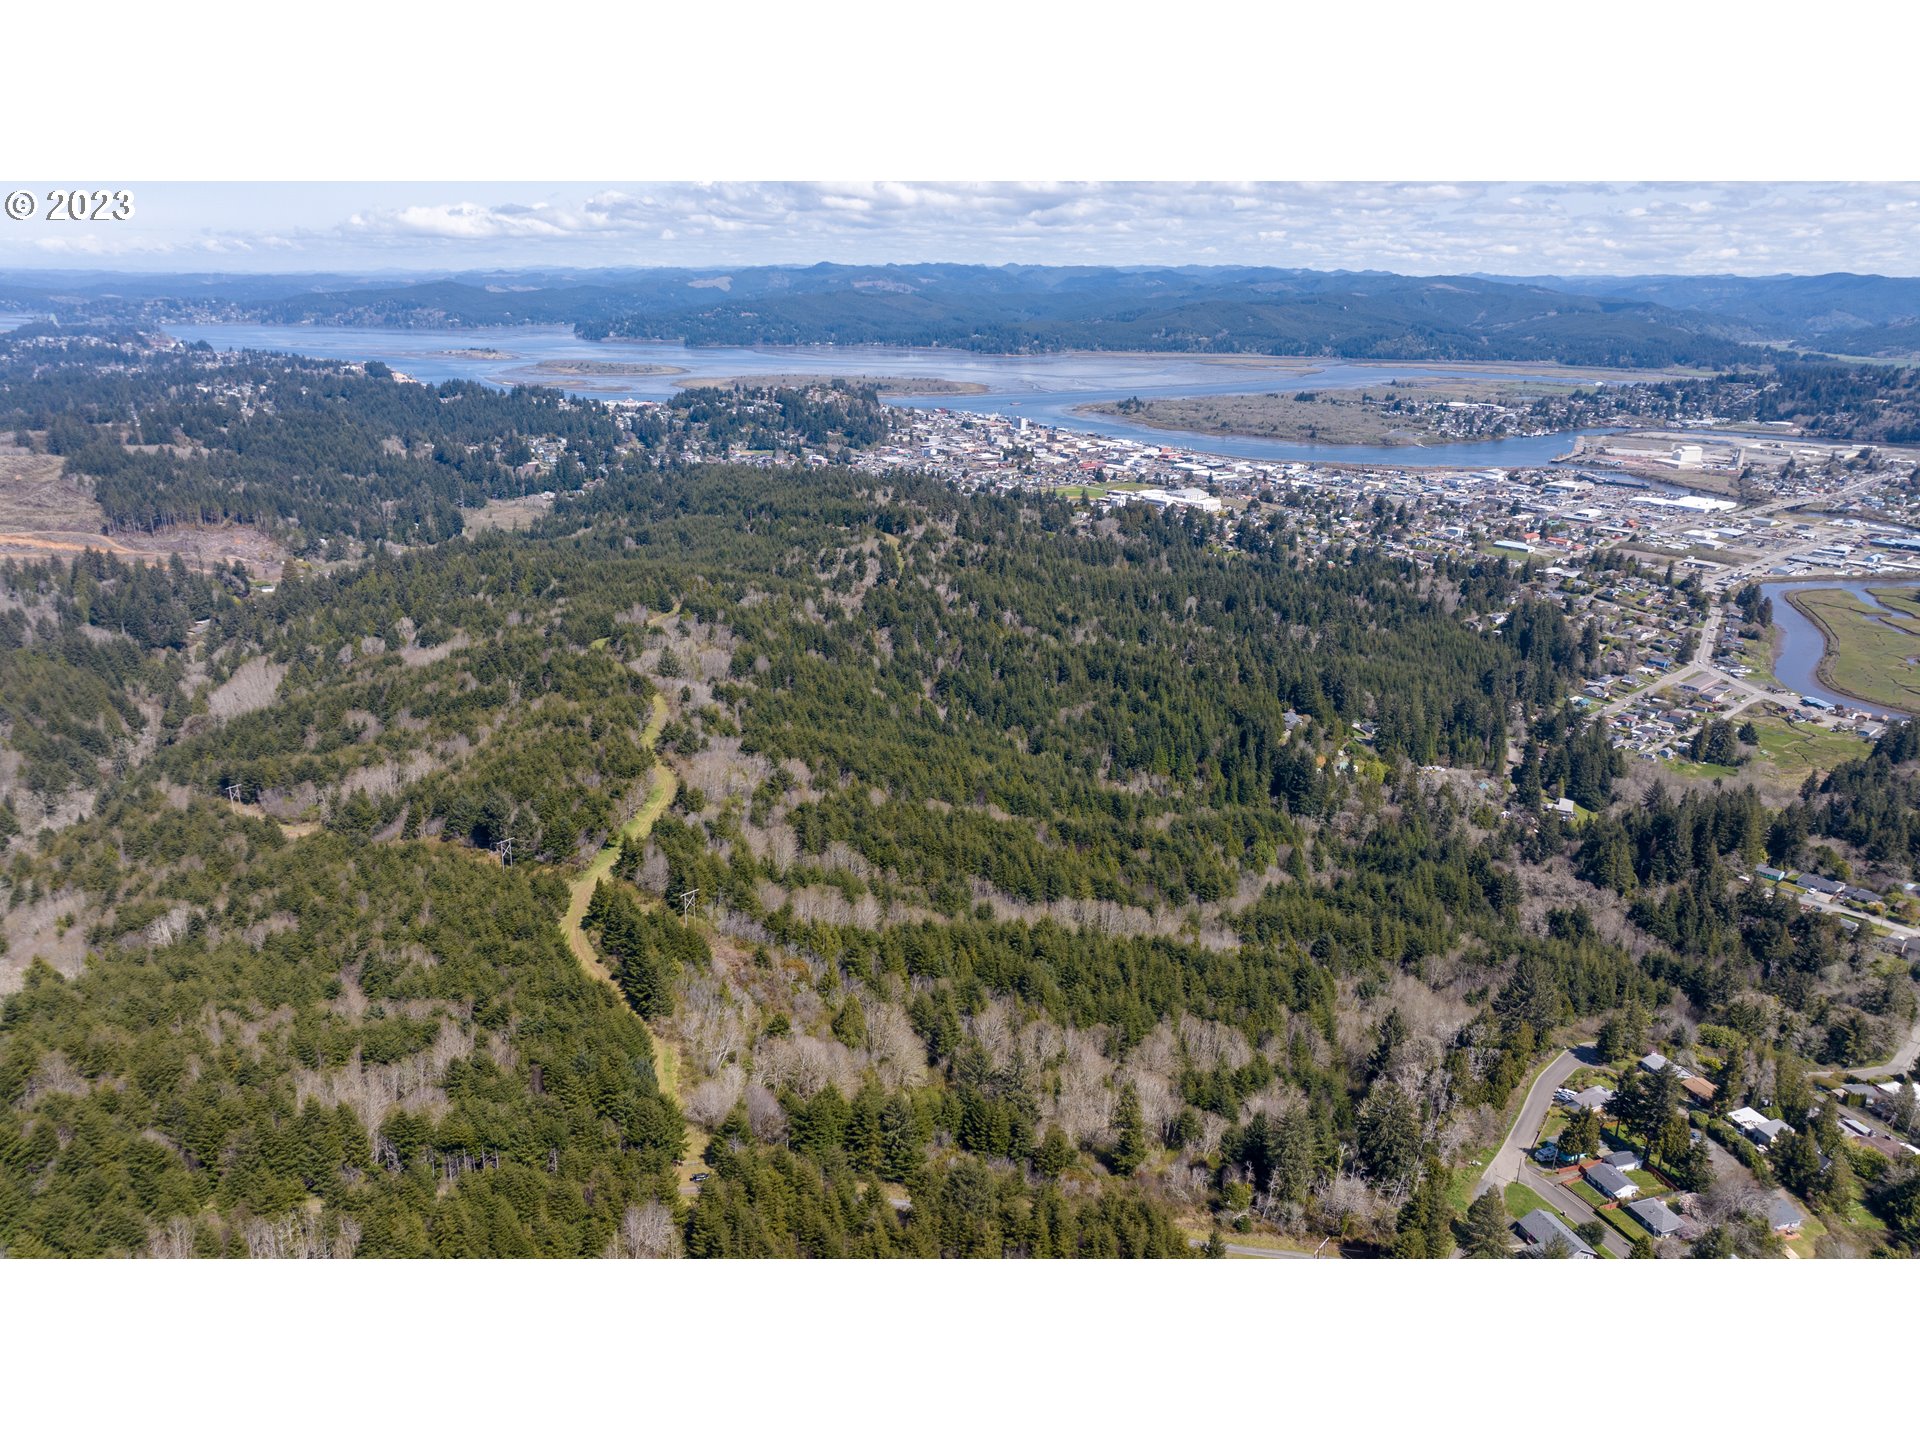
[1109, 1083, 1148, 1177]
[1461, 1190, 1513, 1257]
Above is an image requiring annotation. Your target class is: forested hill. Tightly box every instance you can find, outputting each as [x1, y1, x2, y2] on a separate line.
[580, 269, 1763, 367]
[3, 357, 1919, 1257]
[2, 264, 1772, 367]
[0, 326, 893, 556]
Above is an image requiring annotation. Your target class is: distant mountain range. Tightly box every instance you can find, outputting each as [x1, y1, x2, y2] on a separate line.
[6, 264, 1920, 368]
[1489, 272, 1920, 356]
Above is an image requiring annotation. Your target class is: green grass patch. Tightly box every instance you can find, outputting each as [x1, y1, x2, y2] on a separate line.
[1662, 756, 1742, 780]
[1841, 1199, 1888, 1236]
[1573, 1179, 1620, 1209]
[1591, 1204, 1642, 1249]
[1785, 1213, 1828, 1258]
[1503, 1183, 1544, 1220]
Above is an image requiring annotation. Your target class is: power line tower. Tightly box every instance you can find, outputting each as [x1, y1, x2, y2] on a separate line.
[678, 888, 699, 918]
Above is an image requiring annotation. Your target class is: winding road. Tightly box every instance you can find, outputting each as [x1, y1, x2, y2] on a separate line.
[1472, 1046, 1631, 1255]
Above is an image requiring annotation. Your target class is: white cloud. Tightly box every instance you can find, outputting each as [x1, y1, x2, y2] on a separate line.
[7, 182, 1920, 275]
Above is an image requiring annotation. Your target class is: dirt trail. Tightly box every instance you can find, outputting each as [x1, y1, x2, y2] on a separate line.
[559, 691, 686, 1107]
[0, 530, 142, 556]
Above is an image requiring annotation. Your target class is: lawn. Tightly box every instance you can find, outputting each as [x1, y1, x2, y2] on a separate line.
[1503, 1183, 1547, 1220]
[1664, 710, 1869, 791]
[1591, 1204, 1644, 1249]
[1784, 1214, 1828, 1259]
[1572, 1179, 1615, 1208]
[1840, 1199, 1889, 1238]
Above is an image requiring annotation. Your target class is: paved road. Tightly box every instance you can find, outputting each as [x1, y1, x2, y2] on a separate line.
[1792, 887, 1920, 943]
[1220, 1241, 1330, 1260]
[1186, 1237, 1335, 1259]
[1474, 1046, 1640, 1255]
[1481, 1048, 1589, 1196]
[1822, 1012, 1920, 1081]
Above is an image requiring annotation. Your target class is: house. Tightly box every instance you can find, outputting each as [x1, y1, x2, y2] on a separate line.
[1550, 797, 1579, 818]
[1602, 1150, 1641, 1172]
[1751, 1117, 1794, 1148]
[1858, 1080, 1918, 1123]
[1756, 867, 1787, 883]
[1680, 1075, 1718, 1106]
[1639, 1052, 1669, 1075]
[1569, 1086, 1615, 1113]
[1585, 1162, 1641, 1201]
[1515, 1208, 1596, 1258]
[1626, 1197, 1686, 1238]
[1729, 1106, 1793, 1148]
[1767, 1196, 1805, 1236]
[1844, 886, 1883, 907]
[1798, 874, 1846, 896]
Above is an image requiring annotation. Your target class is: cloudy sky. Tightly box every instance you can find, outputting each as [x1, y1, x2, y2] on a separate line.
[5, 181, 1919, 277]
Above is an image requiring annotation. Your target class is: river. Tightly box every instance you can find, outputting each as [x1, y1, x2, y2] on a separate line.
[162, 321, 1611, 469]
[1759, 579, 1918, 719]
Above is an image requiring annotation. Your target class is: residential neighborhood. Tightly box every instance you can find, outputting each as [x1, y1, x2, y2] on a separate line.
[1478, 1033, 1919, 1258]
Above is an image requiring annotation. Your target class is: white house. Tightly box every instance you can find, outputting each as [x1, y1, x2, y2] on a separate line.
[1626, 1197, 1685, 1238]
[1585, 1162, 1641, 1202]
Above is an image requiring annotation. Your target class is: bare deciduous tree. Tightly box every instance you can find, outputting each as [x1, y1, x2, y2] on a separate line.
[146, 1216, 197, 1259]
[607, 1201, 680, 1259]
[683, 1066, 746, 1130]
[745, 1083, 788, 1144]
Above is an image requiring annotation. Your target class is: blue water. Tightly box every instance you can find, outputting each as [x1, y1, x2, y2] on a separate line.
[164, 322, 1607, 469]
[1760, 580, 1917, 719]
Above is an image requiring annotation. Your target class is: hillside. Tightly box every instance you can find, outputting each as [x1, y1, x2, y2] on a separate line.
[3, 264, 1769, 367]
[3, 342, 1918, 1258]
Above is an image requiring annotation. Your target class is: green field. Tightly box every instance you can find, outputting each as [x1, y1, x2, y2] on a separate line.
[1661, 708, 1871, 792]
[1790, 586, 1920, 713]
[1748, 712, 1871, 774]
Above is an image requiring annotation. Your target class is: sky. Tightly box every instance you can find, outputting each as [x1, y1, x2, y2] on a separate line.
[4, 182, 1919, 278]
